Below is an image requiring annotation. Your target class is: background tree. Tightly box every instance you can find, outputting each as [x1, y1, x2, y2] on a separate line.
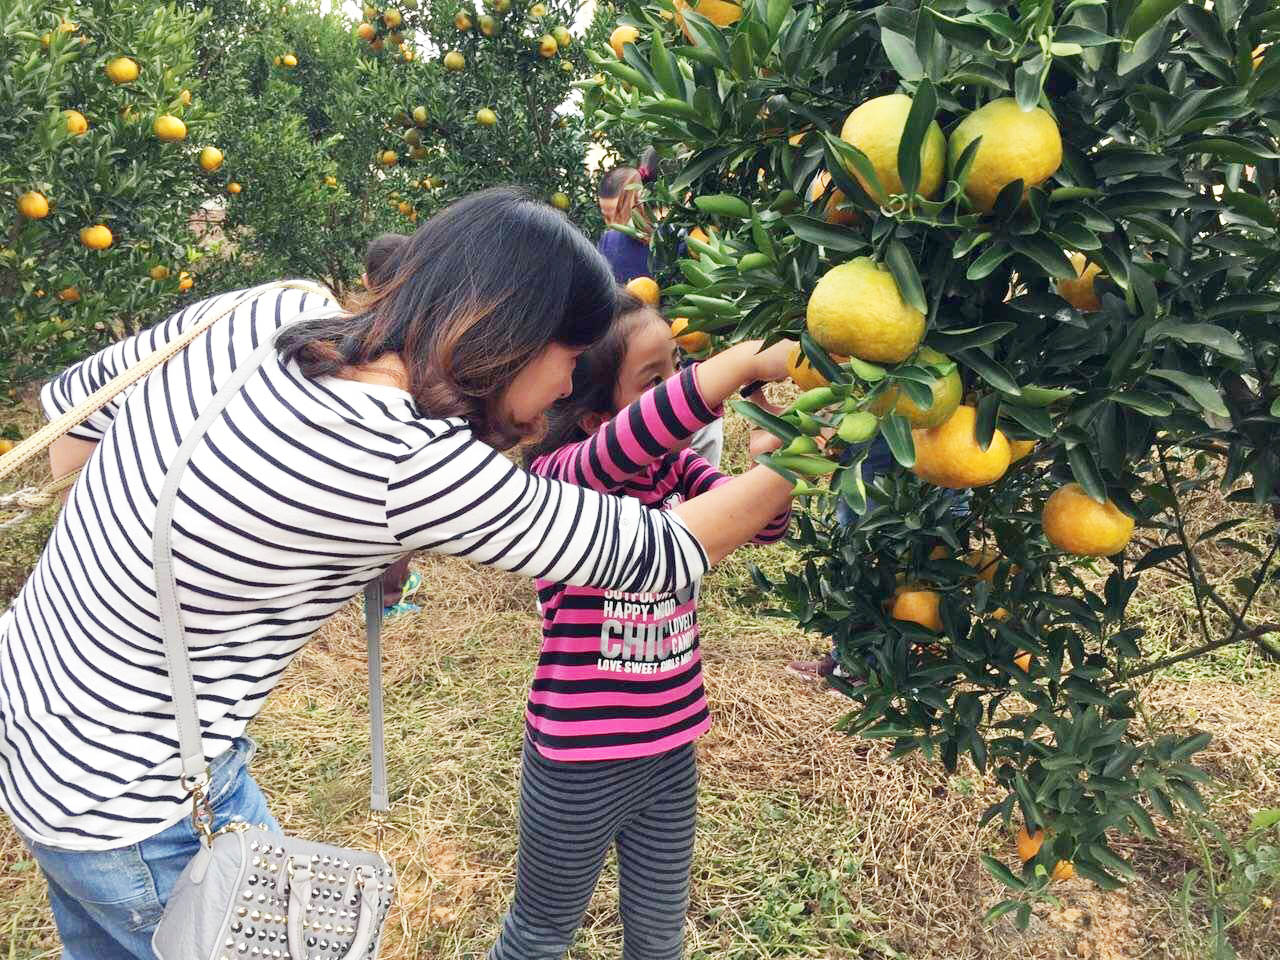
[1, 0, 217, 388]
[591, 0, 1280, 925]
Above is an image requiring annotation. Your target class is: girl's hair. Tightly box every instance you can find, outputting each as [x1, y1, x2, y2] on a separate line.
[363, 232, 407, 287]
[278, 187, 619, 449]
[523, 290, 656, 465]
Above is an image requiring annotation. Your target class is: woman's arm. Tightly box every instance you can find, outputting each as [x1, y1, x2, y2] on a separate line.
[673, 466, 795, 562]
[677, 449, 792, 546]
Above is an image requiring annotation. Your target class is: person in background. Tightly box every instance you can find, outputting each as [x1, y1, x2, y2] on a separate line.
[361, 232, 423, 617]
[488, 291, 794, 960]
[595, 148, 658, 285]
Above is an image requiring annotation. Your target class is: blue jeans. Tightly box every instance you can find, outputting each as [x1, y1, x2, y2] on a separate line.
[16, 736, 278, 960]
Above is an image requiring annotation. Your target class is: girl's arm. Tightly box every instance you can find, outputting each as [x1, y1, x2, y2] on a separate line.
[537, 366, 719, 489]
[539, 338, 795, 490]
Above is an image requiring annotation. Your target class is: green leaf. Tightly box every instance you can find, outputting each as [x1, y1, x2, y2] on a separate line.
[955, 349, 1021, 395]
[799, 331, 849, 384]
[648, 30, 682, 99]
[980, 855, 1027, 892]
[1067, 445, 1107, 503]
[884, 240, 928, 315]
[880, 414, 916, 468]
[1014, 60, 1043, 111]
[1147, 369, 1230, 417]
[966, 243, 1013, 281]
[896, 78, 937, 199]
[783, 215, 867, 253]
[679, 8, 732, 67]
[1053, 25, 1120, 47]
[1133, 544, 1183, 573]
[1009, 235, 1076, 280]
[1124, 0, 1183, 41]
[1145, 321, 1246, 362]
[1109, 391, 1174, 416]
[1088, 843, 1138, 882]
[880, 29, 924, 81]
[928, 323, 1015, 351]
[822, 134, 883, 208]
[730, 397, 801, 442]
[1171, 732, 1212, 761]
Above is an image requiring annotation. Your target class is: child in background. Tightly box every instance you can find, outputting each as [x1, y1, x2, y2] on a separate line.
[488, 292, 795, 960]
[360, 232, 422, 617]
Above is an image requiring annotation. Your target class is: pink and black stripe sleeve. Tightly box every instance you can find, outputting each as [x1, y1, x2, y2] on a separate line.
[535, 365, 721, 491]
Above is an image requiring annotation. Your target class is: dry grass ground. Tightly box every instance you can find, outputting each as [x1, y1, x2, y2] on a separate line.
[2, 396, 1279, 959]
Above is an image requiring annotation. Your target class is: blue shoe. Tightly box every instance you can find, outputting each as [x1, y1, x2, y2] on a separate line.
[383, 600, 421, 619]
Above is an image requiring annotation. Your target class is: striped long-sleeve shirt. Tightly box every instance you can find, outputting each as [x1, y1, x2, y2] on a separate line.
[0, 283, 709, 850]
[526, 367, 791, 761]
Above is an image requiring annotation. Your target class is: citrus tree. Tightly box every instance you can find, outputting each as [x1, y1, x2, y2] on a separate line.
[186, 0, 612, 296]
[589, 0, 1280, 925]
[0, 0, 216, 390]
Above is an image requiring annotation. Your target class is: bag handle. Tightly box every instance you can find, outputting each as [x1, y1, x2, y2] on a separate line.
[151, 315, 389, 835]
[0, 280, 330, 527]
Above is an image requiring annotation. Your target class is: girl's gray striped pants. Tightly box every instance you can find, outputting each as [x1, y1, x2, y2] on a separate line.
[488, 737, 699, 960]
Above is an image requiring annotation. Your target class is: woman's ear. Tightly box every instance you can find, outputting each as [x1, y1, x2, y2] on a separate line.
[579, 411, 607, 434]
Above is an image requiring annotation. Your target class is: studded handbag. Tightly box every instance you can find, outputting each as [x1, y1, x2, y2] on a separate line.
[149, 321, 397, 960]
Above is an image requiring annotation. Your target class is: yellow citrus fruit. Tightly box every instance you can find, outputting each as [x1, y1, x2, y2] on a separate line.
[610, 24, 639, 58]
[357, 22, 375, 41]
[153, 114, 187, 141]
[1013, 650, 1032, 672]
[454, 11, 471, 30]
[282, 53, 298, 67]
[398, 200, 413, 216]
[670, 318, 710, 353]
[807, 170, 858, 226]
[674, 0, 743, 42]
[948, 98, 1062, 213]
[57, 287, 80, 302]
[550, 191, 571, 211]
[476, 108, 497, 126]
[806, 257, 925, 364]
[382, 8, 401, 28]
[1042, 483, 1134, 557]
[1056, 252, 1103, 312]
[0, 439, 14, 456]
[105, 57, 139, 84]
[443, 50, 465, 70]
[227, 181, 242, 195]
[868, 347, 962, 429]
[149, 264, 170, 280]
[1253, 44, 1268, 70]
[1009, 438, 1036, 462]
[1016, 827, 1074, 881]
[891, 587, 943, 632]
[786, 344, 847, 391]
[198, 146, 224, 172]
[686, 225, 712, 258]
[912, 405, 1011, 489]
[79, 224, 113, 250]
[17, 191, 49, 219]
[478, 14, 497, 35]
[840, 93, 946, 203]
[530, 3, 546, 15]
[179, 89, 192, 105]
[538, 34, 558, 57]
[625, 276, 660, 306]
[412, 105, 428, 126]
[64, 109, 88, 135]
[178, 271, 194, 292]
[380, 149, 398, 166]
[554, 26, 571, 48]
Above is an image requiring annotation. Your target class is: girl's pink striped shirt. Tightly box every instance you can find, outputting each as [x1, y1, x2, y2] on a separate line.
[526, 366, 790, 761]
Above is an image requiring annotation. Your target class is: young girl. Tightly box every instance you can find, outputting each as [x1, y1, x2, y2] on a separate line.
[489, 293, 795, 960]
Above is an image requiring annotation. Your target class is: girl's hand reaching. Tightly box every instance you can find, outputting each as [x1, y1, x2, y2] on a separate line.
[747, 338, 799, 385]
[692, 338, 797, 410]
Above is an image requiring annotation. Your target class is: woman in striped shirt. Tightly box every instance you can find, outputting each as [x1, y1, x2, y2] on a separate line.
[489, 292, 795, 959]
[0, 188, 797, 958]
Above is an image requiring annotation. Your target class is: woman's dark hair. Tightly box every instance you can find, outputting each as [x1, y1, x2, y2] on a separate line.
[278, 187, 619, 449]
[363, 233, 407, 287]
[523, 290, 656, 466]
